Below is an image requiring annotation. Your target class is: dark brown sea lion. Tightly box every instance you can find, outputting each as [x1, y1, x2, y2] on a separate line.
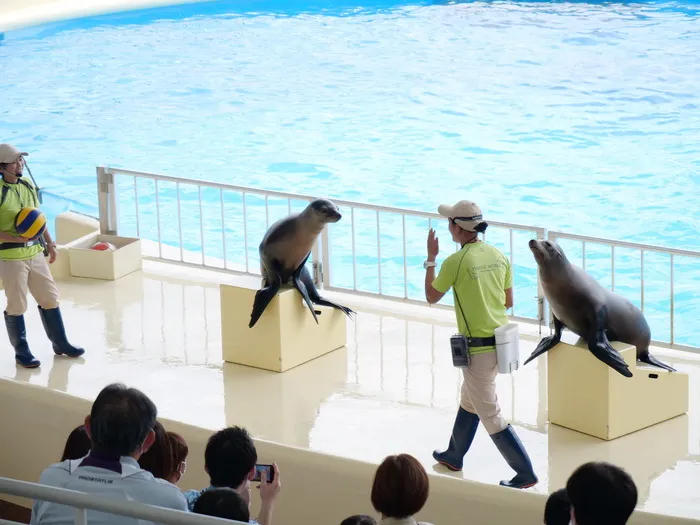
[524, 239, 675, 377]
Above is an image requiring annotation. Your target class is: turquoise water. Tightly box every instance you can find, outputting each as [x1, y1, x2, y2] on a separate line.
[2, 0, 700, 345]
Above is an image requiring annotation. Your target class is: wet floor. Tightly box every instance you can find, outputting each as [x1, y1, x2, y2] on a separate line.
[2, 260, 699, 520]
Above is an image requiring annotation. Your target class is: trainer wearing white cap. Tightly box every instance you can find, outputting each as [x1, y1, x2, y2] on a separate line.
[423, 199, 537, 490]
[0, 144, 84, 368]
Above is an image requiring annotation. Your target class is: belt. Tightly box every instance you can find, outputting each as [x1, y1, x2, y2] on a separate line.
[0, 240, 40, 250]
[467, 336, 496, 347]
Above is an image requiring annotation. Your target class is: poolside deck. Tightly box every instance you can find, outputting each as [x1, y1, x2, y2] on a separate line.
[1, 259, 698, 520]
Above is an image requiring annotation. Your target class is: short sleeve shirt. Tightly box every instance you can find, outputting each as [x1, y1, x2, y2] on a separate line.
[431, 241, 512, 352]
[0, 178, 44, 260]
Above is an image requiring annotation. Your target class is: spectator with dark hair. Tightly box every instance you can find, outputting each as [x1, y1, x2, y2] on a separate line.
[60, 425, 91, 461]
[566, 461, 638, 525]
[184, 426, 281, 525]
[544, 488, 570, 525]
[193, 487, 250, 523]
[371, 454, 432, 525]
[139, 420, 175, 480]
[167, 431, 189, 485]
[30, 383, 188, 525]
[341, 515, 377, 525]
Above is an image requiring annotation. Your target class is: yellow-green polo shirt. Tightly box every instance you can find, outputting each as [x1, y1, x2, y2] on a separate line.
[432, 242, 512, 354]
[0, 178, 44, 261]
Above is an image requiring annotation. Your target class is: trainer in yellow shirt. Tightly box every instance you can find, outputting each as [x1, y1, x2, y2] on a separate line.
[423, 199, 537, 490]
[0, 144, 84, 368]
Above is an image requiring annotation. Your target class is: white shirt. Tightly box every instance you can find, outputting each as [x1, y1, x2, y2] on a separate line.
[30, 454, 189, 525]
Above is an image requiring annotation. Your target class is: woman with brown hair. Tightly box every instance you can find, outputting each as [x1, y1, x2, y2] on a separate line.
[138, 420, 175, 480]
[371, 454, 433, 525]
[167, 431, 189, 485]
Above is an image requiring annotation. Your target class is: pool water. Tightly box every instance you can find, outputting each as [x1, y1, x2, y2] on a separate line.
[2, 0, 700, 344]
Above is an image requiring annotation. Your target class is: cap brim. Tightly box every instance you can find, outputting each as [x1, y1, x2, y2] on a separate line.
[437, 204, 454, 217]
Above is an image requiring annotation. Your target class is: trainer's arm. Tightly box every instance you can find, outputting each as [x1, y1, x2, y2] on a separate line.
[0, 231, 28, 243]
[504, 287, 513, 309]
[41, 229, 55, 246]
[425, 264, 445, 304]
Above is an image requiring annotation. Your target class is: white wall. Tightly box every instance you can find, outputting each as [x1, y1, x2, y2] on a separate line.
[0, 379, 696, 525]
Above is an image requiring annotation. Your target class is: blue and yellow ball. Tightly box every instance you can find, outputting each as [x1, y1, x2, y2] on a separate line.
[15, 207, 47, 239]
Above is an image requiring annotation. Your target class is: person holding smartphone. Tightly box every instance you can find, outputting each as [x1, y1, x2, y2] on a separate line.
[423, 199, 537, 490]
[184, 426, 282, 525]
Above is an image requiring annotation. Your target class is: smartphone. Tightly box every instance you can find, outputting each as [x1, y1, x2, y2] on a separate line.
[251, 463, 274, 483]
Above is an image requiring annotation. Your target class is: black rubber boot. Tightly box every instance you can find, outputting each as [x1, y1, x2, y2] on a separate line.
[4, 311, 40, 368]
[490, 424, 538, 489]
[432, 407, 480, 471]
[38, 306, 85, 358]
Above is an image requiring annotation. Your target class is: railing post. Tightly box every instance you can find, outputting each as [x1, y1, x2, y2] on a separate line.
[96, 166, 118, 235]
[75, 507, 87, 525]
[536, 228, 548, 335]
[311, 230, 323, 287]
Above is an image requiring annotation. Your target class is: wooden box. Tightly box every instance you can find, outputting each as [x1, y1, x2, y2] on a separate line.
[547, 336, 688, 440]
[68, 234, 142, 281]
[220, 283, 348, 372]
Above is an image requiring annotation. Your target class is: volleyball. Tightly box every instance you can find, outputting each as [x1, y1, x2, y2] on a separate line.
[14, 207, 47, 239]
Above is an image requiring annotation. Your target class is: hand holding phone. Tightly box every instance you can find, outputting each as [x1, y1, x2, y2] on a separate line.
[251, 463, 275, 483]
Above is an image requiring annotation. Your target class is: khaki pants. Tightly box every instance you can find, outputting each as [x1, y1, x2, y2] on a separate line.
[0, 252, 60, 316]
[460, 350, 507, 435]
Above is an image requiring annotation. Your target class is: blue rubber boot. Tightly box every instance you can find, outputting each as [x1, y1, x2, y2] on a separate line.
[38, 306, 84, 358]
[432, 407, 480, 471]
[490, 424, 538, 489]
[4, 311, 40, 368]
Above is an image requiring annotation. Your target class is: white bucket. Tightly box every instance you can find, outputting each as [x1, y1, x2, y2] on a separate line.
[495, 322, 520, 374]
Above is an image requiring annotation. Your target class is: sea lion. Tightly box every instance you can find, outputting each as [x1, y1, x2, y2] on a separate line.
[248, 198, 355, 329]
[524, 239, 676, 378]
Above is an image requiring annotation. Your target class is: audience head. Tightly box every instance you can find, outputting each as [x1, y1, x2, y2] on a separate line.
[167, 431, 189, 484]
[138, 420, 175, 480]
[84, 383, 157, 458]
[60, 425, 91, 461]
[371, 453, 429, 519]
[566, 461, 637, 525]
[193, 487, 250, 523]
[341, 515, 377, 525]
[544, 488, 571, 525]
[205, 426, 257, 490]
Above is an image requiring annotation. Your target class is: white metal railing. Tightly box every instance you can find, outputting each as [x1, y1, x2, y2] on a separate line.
[95, 166, 700, 352]
[0, 476, 245, 525]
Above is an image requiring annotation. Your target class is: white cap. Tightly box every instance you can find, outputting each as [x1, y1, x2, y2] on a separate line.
[437, 200, 484, 232]
[0, 144, 28, 164]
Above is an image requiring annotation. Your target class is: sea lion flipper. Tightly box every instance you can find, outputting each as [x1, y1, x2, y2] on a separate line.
[588, 306, 633, 377]
[638, 352, 676, 373]
[249, 266, 283, 328]
[293, 273, 320, 325]
[299, 265, 355, 318]
[523, 316, 563, 366]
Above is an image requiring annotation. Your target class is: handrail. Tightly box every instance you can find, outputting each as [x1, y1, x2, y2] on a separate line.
[548, 230, 700, 258]
[0, 476, 246, 525]
[104, 166, 547, 232]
